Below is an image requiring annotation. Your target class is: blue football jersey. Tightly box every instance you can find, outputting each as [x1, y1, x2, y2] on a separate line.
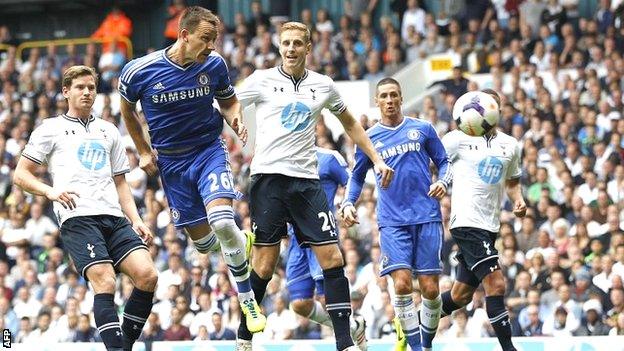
[118, 49, 235, 149]
[316, 147, 349, 212]
[345, 117, 451, 226]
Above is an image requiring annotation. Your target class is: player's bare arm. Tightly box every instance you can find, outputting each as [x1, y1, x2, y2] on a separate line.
[120, 98, 158, 176]
[14, 157, 79, 210]
[114, 174, 153, 245]
[505, 178, 526, 218]
[217, 95, 248, 145]
[335, 109, 394, 188]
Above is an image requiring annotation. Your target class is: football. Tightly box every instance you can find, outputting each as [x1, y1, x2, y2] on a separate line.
[452, 91, 500, 137]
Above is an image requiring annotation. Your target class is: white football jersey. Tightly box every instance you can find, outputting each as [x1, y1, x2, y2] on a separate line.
[22, 115, 130, 225]
[237, 66, 346, 179]
[442, 130, 522, 233]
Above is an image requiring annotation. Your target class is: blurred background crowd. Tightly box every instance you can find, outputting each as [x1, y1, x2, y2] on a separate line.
[0, 0, 624, 346]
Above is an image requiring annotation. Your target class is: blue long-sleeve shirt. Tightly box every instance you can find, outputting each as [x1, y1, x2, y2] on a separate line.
[345, 117, 451, 227]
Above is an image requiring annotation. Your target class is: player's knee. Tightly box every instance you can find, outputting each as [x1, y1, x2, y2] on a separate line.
[316, 246, 344, 270]
[134, 267, 158, 291]
[208, 216, 238, 245]
[420, 282, 440, 300]
[483, 275, 506, 296]
[393, 278, 413, 295]
[290, 299, 314, 317]
[452, 288, 473, 306]
[87, 266, 116, 293]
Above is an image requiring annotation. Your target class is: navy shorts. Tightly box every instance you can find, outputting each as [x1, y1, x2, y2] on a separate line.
[451, 227, 500, 285]
[249, 174, 338, 247]
[286, 225, 324, 300]
[378, 222, 443, 276]
[158, 138, 241, 228]
[60, 215, 148, 279]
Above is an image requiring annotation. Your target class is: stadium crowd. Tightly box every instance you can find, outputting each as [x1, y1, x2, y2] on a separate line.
[0, 0, 623, 345]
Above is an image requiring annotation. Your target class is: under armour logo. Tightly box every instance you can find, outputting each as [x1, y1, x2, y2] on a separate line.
[133, 324, 139, 330]
[482, 241, 491, 255]
[310, 88, 316, 100]
[100, 128, 107, 139]
[87, 243, 95, 258]
[489, 265, 498, 272]
[116, 331, 122, 336]
[501, 319, 508, 326]
[65, 130, 76, 135]
[274, 86, 284, 92]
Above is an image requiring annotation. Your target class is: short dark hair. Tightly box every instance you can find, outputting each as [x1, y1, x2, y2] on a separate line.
[62, 65, 98, 89]
[376, 77, 401, 94]
[179, 6, 219, 34]
[482, 88, 501, 106]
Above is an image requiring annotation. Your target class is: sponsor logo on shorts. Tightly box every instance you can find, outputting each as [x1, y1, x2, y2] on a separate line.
[482, 240, 492, 255]
[380, 255, 388, 270]
[86, 243, 95, 258]
[170, 208, 180, 222]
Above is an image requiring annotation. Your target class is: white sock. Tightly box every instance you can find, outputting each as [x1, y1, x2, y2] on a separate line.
[420, 295, 442, 351]
[307, 300, 333, 328]
[192, 232, 219, 253]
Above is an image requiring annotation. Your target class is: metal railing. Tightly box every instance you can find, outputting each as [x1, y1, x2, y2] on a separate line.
[15, 36, 133, 59]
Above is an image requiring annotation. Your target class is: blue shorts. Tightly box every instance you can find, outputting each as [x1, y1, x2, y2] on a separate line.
[286, 225, 324, 300]
[60, 215, 148, 279]
[378, 222, 443, 276]
[157, 139, 241, 227]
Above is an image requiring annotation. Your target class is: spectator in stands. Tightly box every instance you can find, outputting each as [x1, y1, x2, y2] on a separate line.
[209, 309, 236, 340]
[91, 6, 132, 57]
[73, 314, 99, 343]
[163, 307, 191, 341]
[164, 0, 186, 46]
[263, 294, 298, 340]
[573, 299, 610, 336]
[521, 304, 544, 336]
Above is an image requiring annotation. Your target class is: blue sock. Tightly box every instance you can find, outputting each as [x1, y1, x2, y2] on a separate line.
[405, 326, 422, 351]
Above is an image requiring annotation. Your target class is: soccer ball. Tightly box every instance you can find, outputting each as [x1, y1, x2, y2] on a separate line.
[452, 91, 500, 136]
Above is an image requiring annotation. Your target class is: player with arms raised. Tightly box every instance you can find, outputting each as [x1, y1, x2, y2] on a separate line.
[341, 78, 451, 351]
[439, 89, 526, 351]
[14, 66, 158, 351]
[236, 21, 393, 351]
[118, 6, 265, 333]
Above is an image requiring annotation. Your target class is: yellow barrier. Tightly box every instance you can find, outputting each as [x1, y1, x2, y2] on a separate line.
[16, 36, 133, 60]
[0, 43, 14, 52]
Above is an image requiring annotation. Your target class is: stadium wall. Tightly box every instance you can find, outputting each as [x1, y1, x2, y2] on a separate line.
[5, 336, 624, 351]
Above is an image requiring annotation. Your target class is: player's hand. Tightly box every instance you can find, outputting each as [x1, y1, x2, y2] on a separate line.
[139, 150, 158, 176]
[339, 203, 359, 227]
[428, 181, 447, 200]
[45, 188, 79, 210]
[373, 161, 394, 189]
[132, 221, 153, 245]
[513, 198, 527, 217]
[230, 116, 248, 146]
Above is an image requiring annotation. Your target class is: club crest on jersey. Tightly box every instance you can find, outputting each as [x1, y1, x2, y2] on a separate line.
[477, 156, 504, 184]
[407, 129, 420, 140]
[197, 73, 210, 86]
[281, 102, 312, 132]
[380, 255, 389, 270]
[170, 208, 180, 222]
[77, 141, 107, 171]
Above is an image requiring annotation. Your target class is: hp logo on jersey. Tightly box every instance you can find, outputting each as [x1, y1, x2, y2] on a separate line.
[477, 156, 503, 184]
[77, 141, 107, 171]
[281, 102, 312, 132]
